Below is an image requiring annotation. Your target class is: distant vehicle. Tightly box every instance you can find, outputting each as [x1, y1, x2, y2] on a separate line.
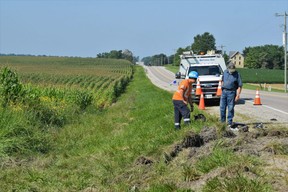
[175, 50, 227, 103]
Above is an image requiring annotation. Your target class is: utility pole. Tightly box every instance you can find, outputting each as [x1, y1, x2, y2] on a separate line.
[276, 12, 287, 93]
[219, 45, 226, 53]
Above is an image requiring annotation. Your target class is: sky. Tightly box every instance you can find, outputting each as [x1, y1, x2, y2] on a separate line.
[0, 0, 288, 59]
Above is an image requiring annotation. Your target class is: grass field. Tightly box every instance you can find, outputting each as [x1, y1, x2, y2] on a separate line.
[165, 64, 179, 74]
[0, 59, 283, 191]
[237, 68, 285, 84]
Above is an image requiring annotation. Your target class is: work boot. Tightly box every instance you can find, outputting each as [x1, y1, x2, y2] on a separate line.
[228, 123, 238, 131]
[175, 125, 181, 130]
[184, 120, 191, 126]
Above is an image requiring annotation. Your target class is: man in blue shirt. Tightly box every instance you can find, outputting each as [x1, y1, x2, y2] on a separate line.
[220, 63, 243, 128]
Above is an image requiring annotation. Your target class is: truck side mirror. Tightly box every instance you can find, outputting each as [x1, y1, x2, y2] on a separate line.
[175, 72, 181, 79]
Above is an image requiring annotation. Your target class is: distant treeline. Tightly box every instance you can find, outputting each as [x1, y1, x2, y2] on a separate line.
[96, 49, 139, 63]
[141, 53, 174, 66]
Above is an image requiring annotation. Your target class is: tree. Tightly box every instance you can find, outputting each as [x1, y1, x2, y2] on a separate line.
[168, 54, 174, 64]
[109, 50, 122, 59]
[141, 56, 152, 66]
[244, 45, 284, 69]
[122, 49, 133, 63]
[133, 56, 139, 63]
[151, 54, 167, 65]
[223, 52, 229, 64]
[173, 47, 190, 66]
[191, 32, 216, 54]
[97, 49, 135, 63]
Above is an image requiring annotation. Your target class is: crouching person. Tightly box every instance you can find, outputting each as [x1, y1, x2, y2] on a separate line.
[172, 71, 198, 130]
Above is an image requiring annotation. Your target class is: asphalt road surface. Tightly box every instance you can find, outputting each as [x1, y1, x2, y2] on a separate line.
[143, 65, 288, 126]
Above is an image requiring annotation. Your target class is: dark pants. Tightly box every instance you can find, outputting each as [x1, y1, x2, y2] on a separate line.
[220, 89, 236, 125]
[173, 100, 191, 129]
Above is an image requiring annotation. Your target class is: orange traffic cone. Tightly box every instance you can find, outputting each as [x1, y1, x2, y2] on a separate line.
[198, 93, 205, 110]
[253, 89, 262, 105]
[216, 80, 222, 96]
[195, 79, 202, 96]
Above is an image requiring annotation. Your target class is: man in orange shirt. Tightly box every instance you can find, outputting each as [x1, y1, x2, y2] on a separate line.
[172, 71, 198, 130]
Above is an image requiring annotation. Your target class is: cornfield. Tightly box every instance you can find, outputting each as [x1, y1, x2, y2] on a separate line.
[0, 56, 133, 156]
[0, 56, 133, 108]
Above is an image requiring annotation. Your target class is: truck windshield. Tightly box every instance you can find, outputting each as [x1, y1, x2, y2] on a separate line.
[188, 66, 222, 76]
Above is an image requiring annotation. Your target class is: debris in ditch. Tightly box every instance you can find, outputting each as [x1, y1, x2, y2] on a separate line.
[188, 148, 197, 158]
[194, 114, 206, 122]
[270, 118, 277, 121]
[253, 123, 263, 129]
[200, 127, 218, 143]
[181, 132, 204, 148]
[170, 144, 183, 157]
[222, 130, 237, 138]
[267, 130, 282, 137]
[231, 122, 249, 132]
[164, 129, 218, 163]
[129, 185, 139, 192]
[241, 125, 249, 132]
[135, 156, 153, 165]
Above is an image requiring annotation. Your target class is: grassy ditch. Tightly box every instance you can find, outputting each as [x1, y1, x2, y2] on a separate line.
[1, 66, 284, 191]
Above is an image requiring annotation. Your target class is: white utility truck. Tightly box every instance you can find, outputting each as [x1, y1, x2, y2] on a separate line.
[175, 50, 227, 103]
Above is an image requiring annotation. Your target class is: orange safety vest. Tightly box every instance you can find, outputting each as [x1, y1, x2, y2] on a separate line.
[172, 79, 192, 102]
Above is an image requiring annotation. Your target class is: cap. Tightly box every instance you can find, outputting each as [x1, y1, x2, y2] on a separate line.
[227, 62, 236, 69]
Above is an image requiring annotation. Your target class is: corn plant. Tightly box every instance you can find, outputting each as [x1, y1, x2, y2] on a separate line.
[0, 67, 24, 106]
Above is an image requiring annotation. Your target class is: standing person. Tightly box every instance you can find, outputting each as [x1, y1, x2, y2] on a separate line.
[172, 71, 198, 130]
[220, 63, 243, 128]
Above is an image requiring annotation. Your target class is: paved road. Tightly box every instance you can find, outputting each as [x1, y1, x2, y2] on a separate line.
[144, 65, 288, 125]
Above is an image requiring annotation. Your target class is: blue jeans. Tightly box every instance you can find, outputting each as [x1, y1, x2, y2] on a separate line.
[220, 89, 236, 125]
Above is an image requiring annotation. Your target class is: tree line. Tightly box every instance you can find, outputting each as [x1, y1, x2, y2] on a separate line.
[141, 32, 285, 70]
[96, 49, 138, 63]
[243, 45, 284, 69]
[142, 32, 224, 66]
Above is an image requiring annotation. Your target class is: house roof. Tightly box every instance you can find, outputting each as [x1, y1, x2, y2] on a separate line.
[229, 51, 243, 59]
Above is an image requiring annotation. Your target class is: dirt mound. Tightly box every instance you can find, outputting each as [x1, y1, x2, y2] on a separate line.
[133, 126, 288, 191]
[164, 127, 218, 164]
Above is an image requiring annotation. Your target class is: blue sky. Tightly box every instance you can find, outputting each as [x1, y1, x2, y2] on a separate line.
[0, 0, 287, 59]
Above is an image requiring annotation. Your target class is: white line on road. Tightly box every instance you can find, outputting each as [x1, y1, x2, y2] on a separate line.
[246, 100, 288, 115]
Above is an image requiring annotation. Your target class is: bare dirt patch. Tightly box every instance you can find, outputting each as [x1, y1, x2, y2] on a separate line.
[133, 126, 288, 191]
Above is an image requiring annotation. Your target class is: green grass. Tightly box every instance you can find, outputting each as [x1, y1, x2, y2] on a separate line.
[203, 174, 272, 192]
[165, 64, 179, 74]
[237, 68, 285, 84]
[195, 148, 234, 173]
[0, 66, 195, 191]
[0, 65, 277, 191]
[242, 83, 285, 93]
